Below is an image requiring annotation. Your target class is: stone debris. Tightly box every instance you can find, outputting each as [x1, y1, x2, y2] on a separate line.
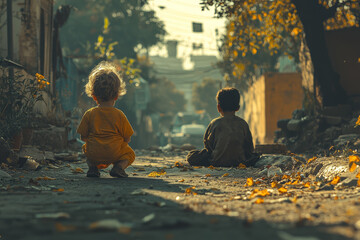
[20, 157, 40, 171]
[35, 212, 70, 219]
[275, 106, 360, 153]
[0, 169, 11, 178]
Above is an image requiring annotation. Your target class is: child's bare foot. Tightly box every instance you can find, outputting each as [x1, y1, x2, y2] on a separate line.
[110, 166, 128, 178]
[87, 167, 100, 178]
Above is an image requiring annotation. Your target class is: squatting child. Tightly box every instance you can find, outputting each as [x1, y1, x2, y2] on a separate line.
[187, 87, 259, 167]
[77, 61, 135, 178]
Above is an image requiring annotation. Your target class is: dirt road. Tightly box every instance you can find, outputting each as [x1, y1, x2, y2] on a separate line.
[0, 151, 359, 240]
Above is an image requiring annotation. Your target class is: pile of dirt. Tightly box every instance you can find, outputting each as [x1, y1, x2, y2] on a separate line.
[274, 105, 360, 154]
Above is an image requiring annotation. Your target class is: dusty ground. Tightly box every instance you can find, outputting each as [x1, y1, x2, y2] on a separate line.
[1, 150, 360, 240]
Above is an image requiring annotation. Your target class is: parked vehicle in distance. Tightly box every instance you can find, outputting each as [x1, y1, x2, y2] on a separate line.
[168, 112, 211, 148]
[170, 112, 211, 134]
[170, 123, 206, 148]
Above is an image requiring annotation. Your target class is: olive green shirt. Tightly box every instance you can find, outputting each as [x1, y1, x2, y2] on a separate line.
[204, 115, 254, 167]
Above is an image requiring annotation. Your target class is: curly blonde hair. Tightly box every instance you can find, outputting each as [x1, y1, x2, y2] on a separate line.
[85, 61, 126, 102]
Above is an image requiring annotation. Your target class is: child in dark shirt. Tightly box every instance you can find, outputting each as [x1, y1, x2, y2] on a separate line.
[187, 87, 259, 167]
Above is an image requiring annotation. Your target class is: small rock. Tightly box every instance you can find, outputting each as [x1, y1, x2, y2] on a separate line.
[292, 109, 306, 120]
[35, 212, 70, 219]
[267, 166, 283, 177]
[333, 134, 359, 146]
[337, 178, 358, 187]
[0, 169, 11, 178]
[323, 116, 342, 126]
[180, 144, 196, 151]
[277, 119, 291, 130]
[89, 219, 132, 231]
[142, 213, 155, 224]
[54, 152, 79, 161]
[287, 119, 302, 131]
[21, 157, 40, 170]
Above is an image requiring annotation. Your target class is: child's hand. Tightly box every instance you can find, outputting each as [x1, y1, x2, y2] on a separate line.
[124, 137, 131, 143]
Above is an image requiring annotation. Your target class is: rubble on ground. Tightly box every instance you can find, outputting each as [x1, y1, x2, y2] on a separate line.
[275, 105, 360, 154]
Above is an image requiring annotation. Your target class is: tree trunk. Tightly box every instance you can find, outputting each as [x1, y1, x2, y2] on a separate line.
[292, 0, 347, 107]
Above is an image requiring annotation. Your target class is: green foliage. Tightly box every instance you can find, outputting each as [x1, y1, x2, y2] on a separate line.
[192, 78, 220, 118]
[0, 70, 49, 139]
[55, 0, 166, 58]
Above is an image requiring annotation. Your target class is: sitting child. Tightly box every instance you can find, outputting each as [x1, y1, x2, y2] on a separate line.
[77, 61, 135, 178]
[187, 87, 259, 167]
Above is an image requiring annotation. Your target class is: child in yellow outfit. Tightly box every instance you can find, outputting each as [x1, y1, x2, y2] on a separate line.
[77, 61, 135, 178]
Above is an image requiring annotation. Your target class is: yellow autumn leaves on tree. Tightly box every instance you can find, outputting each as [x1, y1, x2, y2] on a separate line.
[220, 0, 359, 85]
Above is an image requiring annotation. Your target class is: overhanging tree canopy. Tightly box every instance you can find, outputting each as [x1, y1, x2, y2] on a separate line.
[201, 0, 360, 106]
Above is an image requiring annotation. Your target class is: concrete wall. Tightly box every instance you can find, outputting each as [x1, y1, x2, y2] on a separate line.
[242, 73, 303, 144]
[242, 76, 266, 144]
[265, 73, 303, 142]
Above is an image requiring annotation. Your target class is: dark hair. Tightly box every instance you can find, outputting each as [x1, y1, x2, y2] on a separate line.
[216, 87, 240, 112]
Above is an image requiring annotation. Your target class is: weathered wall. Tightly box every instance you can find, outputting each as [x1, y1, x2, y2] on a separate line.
[265, 73, 303, 143]
[242, 73, 303, 144]
[1, 0, 54, 116]
[242, 76, 266, 144]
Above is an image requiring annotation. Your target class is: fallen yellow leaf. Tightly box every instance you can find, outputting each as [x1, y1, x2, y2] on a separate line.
[148, 170, 166, 177]
[72, 167, 84, 173]
[356, 171, 360, 178]
[178, 179, 185, 182]
[245, 177, 254, 187]
[205, 174, 211, 177]
[330, 176, 340, 185]
[257, 189, 270, 197]
[254, 198, 264, 204]
[356, 115, 360, 126]
[118, 226, 131, 234]
[357, 178, 360, 187]
[278, 187, 287, 194]
[349, 155, 360, 164]
[55, 222, 76, 232]
[208, 165, 216, 170]
[174, 161, 184, 168]
[185, 186, 197, 195]
[222, 173, 229, 177]
[307, 157, 317, 164]
[238, 163, 246, 169]
[292, 196, 297, 203]
[282, 175, 290, 180]
[304, 182, 311, 188]
[271, 181, 278, 188]
[36, 176, 56, 181]
[349, 162, 357, 172]
[52, 188, 64, 192]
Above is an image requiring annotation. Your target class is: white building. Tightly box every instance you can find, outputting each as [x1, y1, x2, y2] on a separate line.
[147, 0, 226, 111]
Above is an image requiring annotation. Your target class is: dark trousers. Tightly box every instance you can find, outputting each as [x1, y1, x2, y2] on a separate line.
[186, 149, 212, 167]
[186, 149, 261, 167]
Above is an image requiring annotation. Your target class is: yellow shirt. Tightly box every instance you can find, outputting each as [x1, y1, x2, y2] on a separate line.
[77, 106, 135, 166]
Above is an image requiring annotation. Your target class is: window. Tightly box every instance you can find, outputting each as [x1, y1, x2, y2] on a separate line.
[192, 22, 203, 33]
[192, 43, 203, 50]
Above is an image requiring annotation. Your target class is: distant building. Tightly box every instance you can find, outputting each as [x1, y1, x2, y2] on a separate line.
[148, 0, 226, 111]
